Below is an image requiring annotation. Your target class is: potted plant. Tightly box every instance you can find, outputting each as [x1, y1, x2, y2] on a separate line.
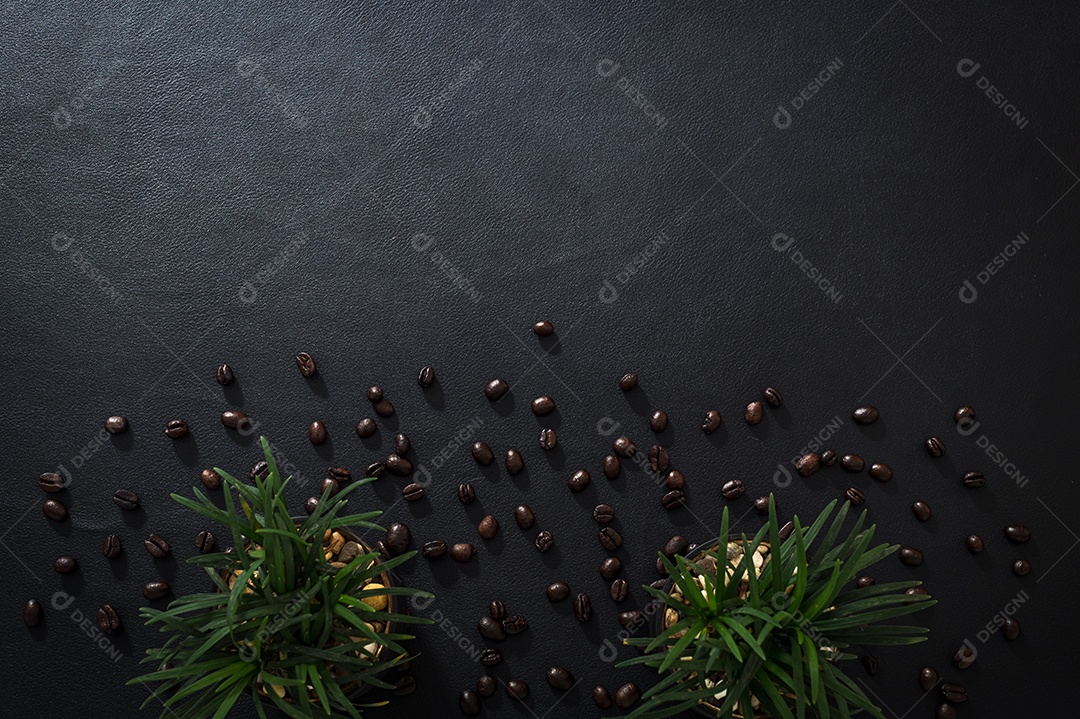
[128, 437, 432, 718]
[619, 496, 934, 718]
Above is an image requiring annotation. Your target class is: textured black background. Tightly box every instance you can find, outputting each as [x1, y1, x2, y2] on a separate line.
[2, 1, 1079, 717]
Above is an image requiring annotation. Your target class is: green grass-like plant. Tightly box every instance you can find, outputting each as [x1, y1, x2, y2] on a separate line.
[128, 437, 433, 719]
[619, 496, 934, 719]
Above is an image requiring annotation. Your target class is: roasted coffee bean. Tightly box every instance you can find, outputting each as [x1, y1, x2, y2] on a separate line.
[488, 600, 506, 620]
[852, 406, 879, 424]
[504, 449, 524, 475]
[474, 674, 496, 697]
[962, 471, 986, 488]
[142, 581, 169, 600]
[197, 468, 221, 490]
[547, 666, 574, 691]
[856, 575, 875, 589]
[919, 666, 939, 691]
[402, 483, 425, 502]
[355, 418, 377, 438]
[860, 654, 878, 675]
[390, 433, 411, 456]
[164, 419, 189, 439]
[593, 686, 613, 709]
[451, 543, 475, 562]
[144, 533, 170, 558]
[102, 534, 122, 558]
[471, 441, 494, 466]
[478, 515, 499, 540]
[373, 398, 395, 417]
[656, 557, 669, 576]
[936, 704, 958, 719]
[701, 410, 721, 433]
[307, 420, 328, 445]
[479, 648, 503, 667]
[43, 498, 68, 521]
[484, 378, 509, 401]
[1003, 616, 1021, 640]
[502, 615, 528, 635]
[753, 496, 771, 515]
[954, 643, 976, 669]
[841, 454, 864, 472]
[744, 401, 764, 425]
[97, 605, 121, 634]
[610, 578, 629, 602]
[539, 428, 557, 450]
[612, 436, 635, 458]
[908, 587, 930, 597]
[366, 385, 384, 403]
[663, 535, 689, 558]
[925, 437, 946, 458]
[614, 683, 641, 710]
[38, 472, 66, 493]
[665, 469, 685, 490]
[220, 410, 250, 430]
[899, 547, 923, 566]
[393, 675, 416, 696]
[573, 593, 592, 621]
[845, 487, 865, 506]
[662, 490, 686, 511]
[954, 406, 976, 423]
[104, 415, 129, 434]
[385, 523, 411, 556]
[763, 387, 784, 407]
[327, 466, 350, 483]
[194, 531, 215, 553]
[599, 527, 622, 550]
[603, 455, 621, 479]
[459, 689, 481, 716]
[531, 395, 555, 416]
[533, 320, 554, 336]
[417, 365, 435, 388]
[966, 534, 984, 553]
[505, 679, 529, 700]
[250, 460, 269, 481]
[215, 363, 234, 386]
[422, 539, 447, 559]
[23, 599, 42, 627]
[599, 557, 622, 579]
[321, 477, 340, 497]
[295, 352, 317, 377]
[365, 461, 385, 478]
[721, 479, 746, 500]
[113, 489, 140, 510]
[648, 445, 670, 473]
[941, 682, 968, 703]
[514, 504, 535, 529]
[535, 530, 554, 553]
[1012, 558, 1031, 576]
[820, 449, 838, 466]
[912, 501, 932, 521]
[779, 520, 795, 540]
[458, 483, 477, 504]
[546, 581, 570, 602]
[649, 410, 669, 432]
[54, 556, 77, 573]
[384, 454, 413, 477]
[1004, 524, 1031, 543]
[796, 453, 821, 477]
[593, 504, 615, 524]
[618, 373, 638, 391]
[619, 610, 643, 629]
[567, 469, 591, 492]
[869, 463, 892, 482]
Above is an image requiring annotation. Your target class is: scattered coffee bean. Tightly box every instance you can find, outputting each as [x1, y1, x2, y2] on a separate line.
[845, 487, 866, 506]
[1012, 559, 1031, 576]
[856, 576, 875, 589]
[471, 441, 494, 466]
[721, 479, 745, 500]
[954, 406, 976, 423]
[102, 534, 121, 558]
[649, 410, 669, 432]
[295, 352, 317, 377]
[665, 469, 685, 490]
[458, 483, 476, 505]
[1003, 616, 1020, 640]
[328, 466, 350, 483]
[373, 398, 395, 417]
[610, 578, 629, 602]
[593, 686, 612, 709]
[745, 401, 764, 425]
[142, 581, 169, 600]
[701, 410, 721, 433]
[113, 489, 140, 510]
[599, 527, 622, 550]
[936, 704, 958, 719]
[307, 420, 328, 445]
[796, 453, 821, 477]
[546, 581, 570, 602]
[662, 490, 686, 511]
[104, 415, 129, 434]
[23, 599, 42, 627]
[478, 515, 499, 540]
[954, 643, 976, 669]
[962, 471, 986, 488]
[966, 534, 984, 553]
[402, 483, 425, 502]
[907, 587, 928, 595]
[321, 477, 340, 498]
[820, 449, 838, 466]
[869, 463, 892, 482]
[215, 363, 234, 386]
[619, 610, 643, 628]
[612, 436, 635, 458]
[663, 536, 689, 557]
[920, 666, 939, 691]
[603, 455, 621, 479]
[657, 557, 669, 577]
[539, 428, 557, 450]
[143, 533, 170, 558]
[392, 432, 411, 456]
[197, 468, 221, 491]
[599, 557, 622, 579]
[97, 604, 121, 634]
[488, 600, 506, 620]
[547, 666, 574, 691]
[941, 682, 968, 703]
[355, 418, 377, 438]
[164, 419, 189, 439]
[504, 449, 524, 475]
[567, 469, 591, 492]
[422, 540, 447, 559]
[54, 556, 77, 573]
[194, 531, 215, 553]
[912, 501, 932, 521]
[779, 520, 795, 540]
[1004, 524, 1031, 543]
[531, 396, 555, 416]
[385, 523, 411, 555]
[514, 504, 535, 529]
[763, 387, 784, 407]
[484, 378, 509, 401]
[479, 648, 503, 667]
[474, 674, 496, 697]
[648, 445, 670, 473]
[451, 543, 475, 562]
[384, 454, 413, 477]
[220, 410, 250, 431]
[925, 437, 946, 458]
[394, 675, 416, 696]
[593, 504, 615, 524]
[43, 499, 68, 521]
[860, 654, 878, 675]
[505, 678, 529, 700]
[459, 689, 481, 716]
[618, 373, 638, 391]
[614, 683, 640, 710]
[38, 472, 66, 493]
[373, 540, 390, 559]
[573, 593, 592, 621]
[502, 615, 528, 635]
[365, 461, 386, 478]
[417, 365, 435, 388]
[852, 406, 879, 424]
[753, 496, 771, 515]
[535, 530, 554, 553]
[533, 320, 554, 336]
[899, 547, 924, 566]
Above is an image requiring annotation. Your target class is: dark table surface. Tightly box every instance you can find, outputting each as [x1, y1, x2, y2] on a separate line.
[3, 1, 1079, 717]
